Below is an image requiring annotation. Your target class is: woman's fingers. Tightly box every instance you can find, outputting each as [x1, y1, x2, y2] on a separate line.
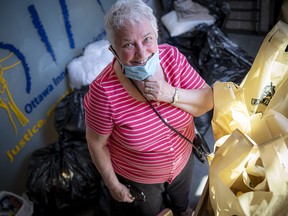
[111, 184, 135, 203]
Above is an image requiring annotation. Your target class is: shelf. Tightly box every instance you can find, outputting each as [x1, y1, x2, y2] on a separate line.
[224, 0, 261, 33]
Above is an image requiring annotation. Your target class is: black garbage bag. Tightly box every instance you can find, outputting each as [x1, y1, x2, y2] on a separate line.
[54, 85, 89, 137]
[171, 24, 254, 136]
[26, 134, 101, 214]
[194, 109, 213, 136]
[193, 24, 254, 136]
[198, 24, 254, 86]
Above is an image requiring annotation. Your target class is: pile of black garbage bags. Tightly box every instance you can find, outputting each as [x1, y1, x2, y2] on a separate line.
[26, 86, 102, 215]
[162, 0, 254, 135]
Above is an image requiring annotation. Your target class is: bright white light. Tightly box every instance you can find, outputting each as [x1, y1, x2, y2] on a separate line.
[195, 175, 208, 196]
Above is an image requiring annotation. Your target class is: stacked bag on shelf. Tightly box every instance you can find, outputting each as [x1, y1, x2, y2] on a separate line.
[209, 20, 288, 215]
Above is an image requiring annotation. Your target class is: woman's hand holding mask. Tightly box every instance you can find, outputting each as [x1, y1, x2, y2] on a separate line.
[144, 76, 175, 103]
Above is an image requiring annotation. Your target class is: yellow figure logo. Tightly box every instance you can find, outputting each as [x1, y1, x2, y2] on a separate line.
[0, 52, 29, 134]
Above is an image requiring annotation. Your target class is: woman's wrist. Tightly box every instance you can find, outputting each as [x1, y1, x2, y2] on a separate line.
[171, 88, 179, 104]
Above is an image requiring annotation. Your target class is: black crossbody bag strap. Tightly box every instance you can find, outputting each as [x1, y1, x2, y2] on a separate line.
[129, 79, 209, 163]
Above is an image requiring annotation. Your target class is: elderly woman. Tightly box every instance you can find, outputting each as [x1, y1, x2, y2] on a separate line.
[84, 0, 213, 215]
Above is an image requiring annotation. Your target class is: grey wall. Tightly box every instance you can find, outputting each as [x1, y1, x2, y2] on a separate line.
[0, 0, 116, 195]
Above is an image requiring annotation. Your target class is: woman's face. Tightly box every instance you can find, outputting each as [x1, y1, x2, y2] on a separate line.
[113, 20, 158, 67]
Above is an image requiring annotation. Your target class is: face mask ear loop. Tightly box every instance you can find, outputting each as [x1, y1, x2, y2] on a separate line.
[109, 45, 125, 72]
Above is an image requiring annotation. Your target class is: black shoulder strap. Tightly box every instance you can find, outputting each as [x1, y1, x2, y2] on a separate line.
[129, 79, 209, 159]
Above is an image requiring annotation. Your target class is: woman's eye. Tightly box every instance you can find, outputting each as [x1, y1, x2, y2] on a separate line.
[124, 43, 133, 48]
[145, 37, 150, 41]
[144, 36, 153, 43]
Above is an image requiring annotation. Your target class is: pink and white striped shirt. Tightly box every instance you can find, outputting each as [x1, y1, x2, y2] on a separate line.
[84, 44, 206, 184]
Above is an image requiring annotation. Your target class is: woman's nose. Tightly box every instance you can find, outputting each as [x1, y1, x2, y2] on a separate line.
[135, 44, 145, 59]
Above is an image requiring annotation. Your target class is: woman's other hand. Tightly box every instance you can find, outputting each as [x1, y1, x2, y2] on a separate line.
[110, 182, 135, 203]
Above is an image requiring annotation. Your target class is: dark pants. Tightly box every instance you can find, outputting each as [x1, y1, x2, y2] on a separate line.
[99, 153, 194, 216]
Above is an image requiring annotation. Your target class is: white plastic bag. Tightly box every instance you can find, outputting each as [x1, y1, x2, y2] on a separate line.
[0, 191, 33, 216]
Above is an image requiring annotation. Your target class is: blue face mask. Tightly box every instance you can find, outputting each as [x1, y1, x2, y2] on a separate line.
[123, 50, 160, 81]
[109, 46, 160, 81]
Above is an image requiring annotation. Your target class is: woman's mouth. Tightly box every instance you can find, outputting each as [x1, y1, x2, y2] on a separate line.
[132, 54, 153, 66]
[133, 58, 148, 65]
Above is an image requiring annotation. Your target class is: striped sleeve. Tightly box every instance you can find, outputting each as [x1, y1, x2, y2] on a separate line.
[84, 76, 114, 134]
[159, 44, 206, 89]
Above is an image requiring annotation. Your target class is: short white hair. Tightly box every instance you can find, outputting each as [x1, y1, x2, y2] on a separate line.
[104, 0, 158, 47]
